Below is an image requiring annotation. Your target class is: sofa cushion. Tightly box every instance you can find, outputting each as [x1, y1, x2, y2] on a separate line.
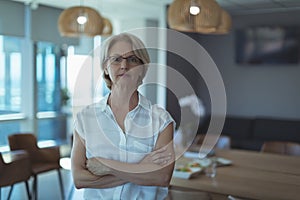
[221, 116, 254, 140]
[231, 139, 264, 151]
[252, 118, 300, 142]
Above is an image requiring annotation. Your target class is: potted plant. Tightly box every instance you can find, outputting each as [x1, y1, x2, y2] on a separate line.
[60, 88, 70, 112]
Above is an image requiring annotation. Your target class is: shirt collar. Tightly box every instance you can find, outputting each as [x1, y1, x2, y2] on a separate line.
[98, 92, 151, 112]
[138, 92, 151, 111]
[98, 93, 109, 112]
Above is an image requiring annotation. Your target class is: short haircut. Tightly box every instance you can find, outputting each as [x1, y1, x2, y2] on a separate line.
[100, 33, 150, 89]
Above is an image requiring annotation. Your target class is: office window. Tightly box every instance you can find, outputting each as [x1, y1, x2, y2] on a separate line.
[36, 42, 62, 112]
[0, 35, 22, 114]
[0, 121, 21, 147]
[37, 117, 66, 141]
[65, 47, 94, 103]
[36, 42, 67, 141]
[0, 35, 22, 147]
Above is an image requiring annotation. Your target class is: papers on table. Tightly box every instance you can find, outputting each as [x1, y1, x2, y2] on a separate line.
[173, 151, 233, 179]
[184, 150, 215, 159]
[173, 167, 202, 179]
[184, 151, 232, 166]
[184, 151, 201, 159]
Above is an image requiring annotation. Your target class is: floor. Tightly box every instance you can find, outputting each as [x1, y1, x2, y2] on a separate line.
[0, 169, 84, 200]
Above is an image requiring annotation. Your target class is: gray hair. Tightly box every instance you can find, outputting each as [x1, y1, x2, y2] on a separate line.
[100, 33, 150, 89]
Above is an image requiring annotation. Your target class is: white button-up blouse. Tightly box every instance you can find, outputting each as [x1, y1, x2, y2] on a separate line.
[75, 93, 175, 200]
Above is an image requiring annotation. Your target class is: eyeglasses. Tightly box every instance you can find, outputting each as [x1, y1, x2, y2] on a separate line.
[106, 55, 143, 67]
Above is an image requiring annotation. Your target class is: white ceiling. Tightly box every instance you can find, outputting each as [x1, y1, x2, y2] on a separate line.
[13, 0, 300, 15]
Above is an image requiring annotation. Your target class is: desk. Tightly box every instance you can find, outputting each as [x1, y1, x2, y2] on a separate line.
[171, 149, 300, 200]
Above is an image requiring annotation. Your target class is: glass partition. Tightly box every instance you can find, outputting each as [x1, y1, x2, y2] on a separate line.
[0, 35, 22, 114]
[36, 41, 67, 141]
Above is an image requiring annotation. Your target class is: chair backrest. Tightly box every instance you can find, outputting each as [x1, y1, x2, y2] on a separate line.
[216, 135, 231, 149]
[286, 142, 300, 155]
[0, 152, 5, 169]
[261, 141, 300, 156]
[0, 150, 31, 187]
[8, 133, 39, 162]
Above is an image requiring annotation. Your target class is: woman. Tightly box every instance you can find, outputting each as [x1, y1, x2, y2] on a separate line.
[71, 33, 175, 200]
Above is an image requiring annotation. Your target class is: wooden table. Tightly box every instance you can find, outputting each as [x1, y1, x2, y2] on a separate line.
[170, 149, 300, 200]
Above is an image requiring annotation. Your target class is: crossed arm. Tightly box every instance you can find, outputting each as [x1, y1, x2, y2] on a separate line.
[71, 123, 175, 189]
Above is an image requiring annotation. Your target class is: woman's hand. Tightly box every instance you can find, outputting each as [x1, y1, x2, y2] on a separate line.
[86, 157, 112, 176]
[141, 146, 174, 166]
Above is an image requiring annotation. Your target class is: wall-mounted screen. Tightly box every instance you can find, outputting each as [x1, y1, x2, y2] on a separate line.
[235, 26, 300, 65]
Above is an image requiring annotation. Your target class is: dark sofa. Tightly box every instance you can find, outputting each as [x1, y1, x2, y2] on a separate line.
[201, 116, 300, 151]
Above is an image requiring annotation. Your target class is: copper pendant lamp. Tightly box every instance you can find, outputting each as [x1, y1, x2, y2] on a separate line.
[101, 17, 113, 36]
[168, 0, 231, 34]
[214, 9, 232, 34]
[58, 6, 104, 37]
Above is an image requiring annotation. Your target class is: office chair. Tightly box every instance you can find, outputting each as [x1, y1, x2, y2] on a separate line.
[8, 133, 64, 200]
[0, 150, 31, 200]
[261, 141, 300, 156]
